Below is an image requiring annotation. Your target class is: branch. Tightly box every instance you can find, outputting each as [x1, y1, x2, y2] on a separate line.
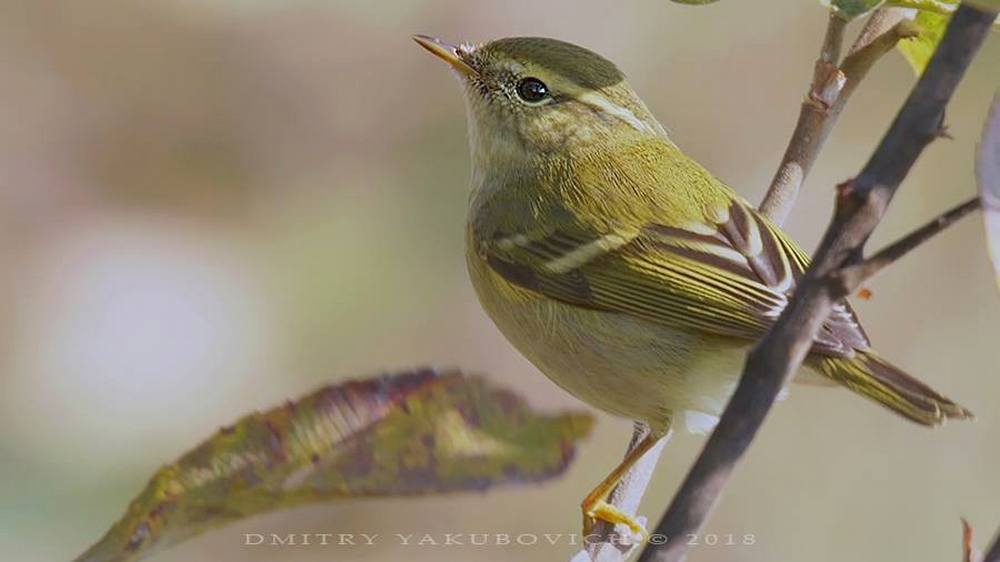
[986, 526, 1000, 562]
[638, 5, 998, 562]
[850, 7, 913, 55]
[837, 196, 981, 286]
[760, 8, 918, 225]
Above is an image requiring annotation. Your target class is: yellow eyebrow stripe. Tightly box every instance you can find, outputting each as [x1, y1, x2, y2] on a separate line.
[576, 92, 658, 135]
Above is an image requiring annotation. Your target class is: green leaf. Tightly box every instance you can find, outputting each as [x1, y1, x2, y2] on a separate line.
[887, 0, 1000, 13]
[886, 0, 955, 15]
[822, 0, 885, 18]
[886, 0, 998, 73]
[669, 0, 722, 4]
[978, 95, 1000, 293]
[896, 10, 950, 74]
[75, 369, 594, 562]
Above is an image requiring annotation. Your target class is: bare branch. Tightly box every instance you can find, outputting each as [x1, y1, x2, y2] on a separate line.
[760, 8, 917, 224]
[759, 11, 847, 223]
[638, 5, 998, 562]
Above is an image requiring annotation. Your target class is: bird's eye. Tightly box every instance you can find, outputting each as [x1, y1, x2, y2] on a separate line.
[516, 77, 550, 103]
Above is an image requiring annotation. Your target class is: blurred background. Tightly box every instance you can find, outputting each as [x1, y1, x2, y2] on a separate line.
[1, 1, 998, 561]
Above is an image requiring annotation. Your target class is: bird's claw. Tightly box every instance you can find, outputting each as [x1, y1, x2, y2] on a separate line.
[582, 499, 647, 542]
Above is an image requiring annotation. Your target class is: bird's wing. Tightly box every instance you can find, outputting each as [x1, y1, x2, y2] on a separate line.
[481, 198, 869, 357]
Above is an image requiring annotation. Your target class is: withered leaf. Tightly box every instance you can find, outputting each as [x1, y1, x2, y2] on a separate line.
[75, 368, 593, 562]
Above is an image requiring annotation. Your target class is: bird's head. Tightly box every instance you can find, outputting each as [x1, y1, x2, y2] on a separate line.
[414, 35, 665, 172]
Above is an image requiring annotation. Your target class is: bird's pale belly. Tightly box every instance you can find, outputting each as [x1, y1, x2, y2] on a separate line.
[467, 248, 750, 434]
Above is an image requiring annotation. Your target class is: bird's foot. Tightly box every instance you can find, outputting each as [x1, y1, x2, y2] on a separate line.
[582, 498, 647, 540]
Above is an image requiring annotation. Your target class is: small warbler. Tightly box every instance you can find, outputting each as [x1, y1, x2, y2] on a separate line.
[414, 35, 970, 535]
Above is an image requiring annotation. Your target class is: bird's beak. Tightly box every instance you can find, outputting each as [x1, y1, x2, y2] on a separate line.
[412, 34, 476, 77]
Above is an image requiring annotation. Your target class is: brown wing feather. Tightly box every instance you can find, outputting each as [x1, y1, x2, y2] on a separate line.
[642, 200, 870, 356]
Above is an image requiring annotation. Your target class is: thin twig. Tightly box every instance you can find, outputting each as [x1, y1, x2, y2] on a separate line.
[837, 197, 981, 287]
[638, 5, 998, 562]
[760, 8, 916, 225]
[849, 7, 913, 55]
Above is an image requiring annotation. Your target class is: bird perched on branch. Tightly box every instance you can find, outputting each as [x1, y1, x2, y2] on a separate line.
[414, 34, 971, 537]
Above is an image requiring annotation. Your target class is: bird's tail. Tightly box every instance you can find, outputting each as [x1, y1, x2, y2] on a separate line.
[811, 351, 972, 426]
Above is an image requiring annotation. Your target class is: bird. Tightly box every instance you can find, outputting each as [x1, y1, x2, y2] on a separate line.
[413, 34, 971, 537]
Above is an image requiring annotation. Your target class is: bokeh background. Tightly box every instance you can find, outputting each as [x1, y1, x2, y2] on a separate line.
[1, 1, 998, 561]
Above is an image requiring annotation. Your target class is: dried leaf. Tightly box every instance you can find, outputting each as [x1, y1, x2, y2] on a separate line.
[75, 368, 594, 562]
[979, 95, 1000, 293]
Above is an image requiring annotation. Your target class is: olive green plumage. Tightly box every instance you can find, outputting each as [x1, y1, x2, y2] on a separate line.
[421, 36, 970, 434]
